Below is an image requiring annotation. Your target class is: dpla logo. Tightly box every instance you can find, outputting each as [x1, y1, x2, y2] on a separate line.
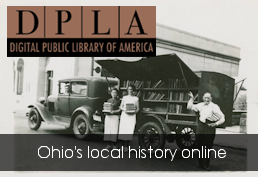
[7, 6, 156, 57]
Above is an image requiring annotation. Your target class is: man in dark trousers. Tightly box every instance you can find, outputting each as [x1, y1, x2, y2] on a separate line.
[187, 92, 225, 171]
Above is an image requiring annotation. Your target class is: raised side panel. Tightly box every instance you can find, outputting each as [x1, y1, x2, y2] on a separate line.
[137, 114, 171, 134]
[198, 71, 235, 126]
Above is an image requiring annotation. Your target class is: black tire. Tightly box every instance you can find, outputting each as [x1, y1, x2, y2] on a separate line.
[138, 122, 166, 151]
[28, 108, 42, 130]
[73, 114, 90, 140]
[176, 126, 196, 149]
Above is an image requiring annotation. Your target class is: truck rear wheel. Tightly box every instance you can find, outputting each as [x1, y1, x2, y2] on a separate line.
[73, 114, 90, 140]
[138, 122, 166, 151]
[176, 126, 196, 149]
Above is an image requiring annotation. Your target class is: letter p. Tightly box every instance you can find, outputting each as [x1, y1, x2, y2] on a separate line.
[56, 10, 72, 35]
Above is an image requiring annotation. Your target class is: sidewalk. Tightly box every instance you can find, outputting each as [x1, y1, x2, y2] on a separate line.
[13, 108, 28, 116]
[13, 108, 247, 150]
[215, 126, 247, 150]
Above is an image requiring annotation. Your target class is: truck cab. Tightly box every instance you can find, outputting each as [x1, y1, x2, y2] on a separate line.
[28, 76, 118, 139]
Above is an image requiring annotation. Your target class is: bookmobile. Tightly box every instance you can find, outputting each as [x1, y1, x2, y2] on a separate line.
[97, 54, 235, 150]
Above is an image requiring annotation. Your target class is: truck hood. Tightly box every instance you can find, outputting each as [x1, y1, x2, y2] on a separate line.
[48, 94, 58, 102]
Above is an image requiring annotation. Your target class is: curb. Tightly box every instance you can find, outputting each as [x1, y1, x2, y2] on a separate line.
[213, 143, 247, 150]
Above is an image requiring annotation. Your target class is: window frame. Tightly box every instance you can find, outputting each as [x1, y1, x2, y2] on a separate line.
[70, 80, 88, 97]
[58, 81, 71, 96]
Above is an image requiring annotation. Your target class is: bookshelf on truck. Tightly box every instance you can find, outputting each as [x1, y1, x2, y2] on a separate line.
[96, 54, 235, 150]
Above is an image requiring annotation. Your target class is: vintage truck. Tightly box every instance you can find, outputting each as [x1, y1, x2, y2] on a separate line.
[28, 54, 235, 150]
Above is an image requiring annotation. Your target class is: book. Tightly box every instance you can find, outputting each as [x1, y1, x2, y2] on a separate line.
[170, 91, 173, 100]
[143, 107, 154, 111]
[125, 103, 136, 111]
[103, 102, 113, 112]
[153, 93, 160, 100]
[169, 104, 182, 113]
[158, 93, 165, 100]
[152, 80, 162, 88]
[149, 92, 156, 100]
[157, 82, 165, 88]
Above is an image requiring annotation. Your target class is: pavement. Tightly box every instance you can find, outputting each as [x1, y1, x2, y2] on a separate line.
[12, 108, 247, 150]
[215, 126, 247, 150]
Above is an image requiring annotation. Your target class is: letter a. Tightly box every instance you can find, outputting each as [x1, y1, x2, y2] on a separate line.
[125, 11, 147, 35]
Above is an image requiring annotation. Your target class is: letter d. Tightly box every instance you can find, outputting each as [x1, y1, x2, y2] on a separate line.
[16, 10, 39, 35]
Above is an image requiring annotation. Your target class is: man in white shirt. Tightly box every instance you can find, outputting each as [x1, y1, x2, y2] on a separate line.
[187, 92, 225, 171]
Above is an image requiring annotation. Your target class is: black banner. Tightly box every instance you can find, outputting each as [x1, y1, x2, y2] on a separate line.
[0, 134, 255, 171]
[7, 38, 156, 57]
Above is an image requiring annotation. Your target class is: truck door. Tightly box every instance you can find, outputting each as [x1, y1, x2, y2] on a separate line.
[56, 82, 70, 117]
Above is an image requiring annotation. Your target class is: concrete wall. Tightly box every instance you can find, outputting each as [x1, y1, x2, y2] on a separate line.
[156, 43, 239, 77]
[156, 24, 240, 58]
[46, 57, 75, 95]
[13, 57, 39, 110]
[95, 24, 240, 77]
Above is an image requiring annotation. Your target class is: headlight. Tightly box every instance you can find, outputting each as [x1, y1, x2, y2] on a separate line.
[39, 97, 46, 104]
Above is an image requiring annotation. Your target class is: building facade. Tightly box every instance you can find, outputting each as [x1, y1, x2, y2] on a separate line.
[13, 24, 241, 110]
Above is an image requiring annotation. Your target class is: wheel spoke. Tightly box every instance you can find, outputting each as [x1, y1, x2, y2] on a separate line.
[144, 136, 150, 140]
[144, 140, 150, 144]
[189, 138, 194, 144]
[146, 141, 151, 148]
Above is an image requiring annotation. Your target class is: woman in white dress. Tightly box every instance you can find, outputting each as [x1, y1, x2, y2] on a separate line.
[104, 88, 121, 150]
[118, 85, 139, 152]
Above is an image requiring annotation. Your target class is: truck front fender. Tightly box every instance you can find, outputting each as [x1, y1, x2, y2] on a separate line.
[27, 103, 57, 124]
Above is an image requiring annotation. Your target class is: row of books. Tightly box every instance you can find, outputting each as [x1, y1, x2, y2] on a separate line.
[122, 80, 143, 89]
[170, 79, 186, 88]
[145, 80, 168, 88]
[169, 104, 183, 114]
[169, 91, 190, 101]
[134, 91, 142, 98]
[145, 92, 166, 100]
[122, 79, 188, 89]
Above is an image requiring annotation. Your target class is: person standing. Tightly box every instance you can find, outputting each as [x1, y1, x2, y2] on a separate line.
[187, 92, 225, 171]
[118, 85, 139, 152]
[104, 88, 121, 150]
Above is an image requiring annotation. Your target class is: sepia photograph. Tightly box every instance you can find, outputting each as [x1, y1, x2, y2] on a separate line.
[1, 0, 258, 176]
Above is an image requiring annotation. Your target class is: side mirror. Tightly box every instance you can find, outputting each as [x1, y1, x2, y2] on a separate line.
[94, 67, 101, 73]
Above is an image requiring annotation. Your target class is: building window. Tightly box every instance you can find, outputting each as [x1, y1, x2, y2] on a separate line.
[17, 58, 24, 95]
[47, 71, 53, 96]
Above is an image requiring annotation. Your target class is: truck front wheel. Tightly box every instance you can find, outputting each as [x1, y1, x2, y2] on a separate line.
[28, 108, 42, 130]
[73, 114, 90, 140]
